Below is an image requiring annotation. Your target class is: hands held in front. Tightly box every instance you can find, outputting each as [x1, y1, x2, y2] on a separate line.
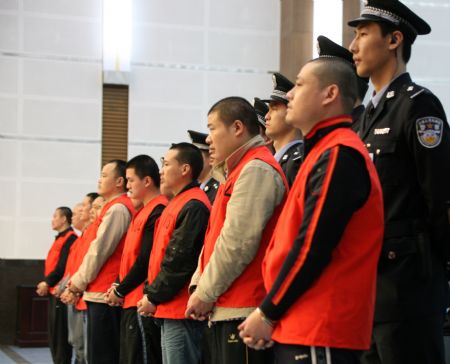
[104, 285, 124, 307]
[36, 281, 49, 296]
[60, 281, 82, 305]
[137, 295, 156, 317]
[238, 309, 274, 350]
[185, 291, 214, 321]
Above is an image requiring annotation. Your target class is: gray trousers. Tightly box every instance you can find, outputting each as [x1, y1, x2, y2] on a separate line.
[67, 304, 87, 364]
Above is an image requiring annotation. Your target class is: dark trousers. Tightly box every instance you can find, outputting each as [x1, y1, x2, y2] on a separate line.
[87, 301, 121, 364]
[120, 308, 162, 364]
[48, 295, 72, 364]
[205, 320, 274, 364]
[360, 314, 446, 364]
[273, 343, 360, 364]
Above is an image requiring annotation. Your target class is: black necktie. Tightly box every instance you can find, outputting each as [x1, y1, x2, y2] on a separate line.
[361, 101, 374, 135]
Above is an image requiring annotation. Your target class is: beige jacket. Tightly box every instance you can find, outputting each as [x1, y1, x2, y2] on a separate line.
[190, 135, 286, 321]
[71, 194, 132, 303]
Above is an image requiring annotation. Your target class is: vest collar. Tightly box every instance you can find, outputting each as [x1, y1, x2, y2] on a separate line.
[212, 135, 265, 183]
[55, 226, 73, 239]
[304, 115, 352, 157]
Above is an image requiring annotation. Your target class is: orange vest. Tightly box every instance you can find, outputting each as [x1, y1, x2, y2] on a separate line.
[263, 118, 384, 349]
[148, 187, 211, 319]
[44, 228, 78, 294]
[119, 195, 168, 309]
[200, 146, 288, 308]
[72, 223, 99, 310]
[85, 194, 135, 294]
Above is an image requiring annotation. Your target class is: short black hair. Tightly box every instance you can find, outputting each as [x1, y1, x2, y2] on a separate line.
[106, 159, 127, 191]
[57, 206, 72, 225]
[86, 192, 99, 203]
[308, 57, 358, 114]
[126, 155, 161, 188]
[378, 21, 412, 64]
[208, 96, 260, 136]
[169, 143, 203, 181]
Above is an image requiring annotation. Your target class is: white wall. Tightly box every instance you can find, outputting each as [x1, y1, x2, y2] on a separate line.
[128, 0, 280, 161]
[0, 0, 103, 259]
[405, 0, 450, 115]
[0, 0, 280, 259]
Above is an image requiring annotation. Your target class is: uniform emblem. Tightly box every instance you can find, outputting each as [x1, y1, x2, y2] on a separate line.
[386, 91, 395, 99]
[282, 154, 288, 161]
[416, 117, 444, 148]
[374, 127, 390, 135]
[407, 86, 414, 91]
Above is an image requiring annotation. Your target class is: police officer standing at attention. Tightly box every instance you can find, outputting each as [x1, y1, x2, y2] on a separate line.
[316, 35, 369, 129]
[262, 73, 303, 186]
[349, 1, 450, 363]
[188, 130, 219, 204]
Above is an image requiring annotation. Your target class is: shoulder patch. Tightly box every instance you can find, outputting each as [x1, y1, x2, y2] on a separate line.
[416, 117, 444, 148]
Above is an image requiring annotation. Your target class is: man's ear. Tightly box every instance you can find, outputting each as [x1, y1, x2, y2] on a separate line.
[233, 119, 245, 137]
[388, 30, 403, 51]
[181, 163, 192, 178]
[322, 84, 339, 106]
[116, 176, 125, 189]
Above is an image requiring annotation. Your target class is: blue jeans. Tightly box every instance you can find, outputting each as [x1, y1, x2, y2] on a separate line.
[157, 319, 205, 364]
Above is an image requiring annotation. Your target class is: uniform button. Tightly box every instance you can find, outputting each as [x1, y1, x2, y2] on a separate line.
[366, 143, 371, 148]
[387, 251, 396, 260]
[376, 149, 381, 155]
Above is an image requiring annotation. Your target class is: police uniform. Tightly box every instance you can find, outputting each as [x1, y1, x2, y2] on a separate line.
[349, 1, 450, 363]
[188, 130, 219, 204]
[261, 73, 303, 186]
[316, 35, 369, 129]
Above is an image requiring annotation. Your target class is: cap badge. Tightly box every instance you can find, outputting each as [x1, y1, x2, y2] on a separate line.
[272, 74, 277, 88]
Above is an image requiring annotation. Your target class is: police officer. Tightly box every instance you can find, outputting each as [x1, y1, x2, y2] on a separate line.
[188, 130, 219, 203]
[348, 1, 450, 363]
[316, 35, 369, 129]
[260, 73, 303, 186]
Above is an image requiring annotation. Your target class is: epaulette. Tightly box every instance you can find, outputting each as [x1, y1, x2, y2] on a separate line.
[405, 83, 426, 99]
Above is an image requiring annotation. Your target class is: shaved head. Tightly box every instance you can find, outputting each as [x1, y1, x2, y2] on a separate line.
[308, 58, 358, 113]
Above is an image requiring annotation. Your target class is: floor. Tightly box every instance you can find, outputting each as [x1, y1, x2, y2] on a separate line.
[0, 346, 51, 364]
[2, 340, 450, 363]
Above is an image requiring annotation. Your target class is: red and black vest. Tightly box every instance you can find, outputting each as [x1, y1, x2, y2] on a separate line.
[263, 117, 384, 349]
[119, 195, 168, 309]
[44, 228, 78, 294]
[200, 145, 288, 308]
[85, 194, 135, 293]
[148, 187, 211, 319]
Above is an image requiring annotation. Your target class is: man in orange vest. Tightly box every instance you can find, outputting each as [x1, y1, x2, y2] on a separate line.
[67, 160, 135, 364]
[185, 97, 288, 364]
[238, 57, 384, 364]
[104, 155, 167, 364]
[61, 192, 99, 364]
[137, 143, 211, 364]
[37, 206, 78, 364]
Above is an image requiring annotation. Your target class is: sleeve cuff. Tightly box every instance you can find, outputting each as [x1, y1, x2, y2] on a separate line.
[259, 297, 284, 322]
[70, 274, 87, 292]
[195, 285, 217, 303]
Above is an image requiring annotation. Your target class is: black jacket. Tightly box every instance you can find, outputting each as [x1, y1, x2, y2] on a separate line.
[145, 182, 210, 305]
[359, 73, 450, 322]
[202, 177, 219, 204]
[278, 142, 303, 187]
